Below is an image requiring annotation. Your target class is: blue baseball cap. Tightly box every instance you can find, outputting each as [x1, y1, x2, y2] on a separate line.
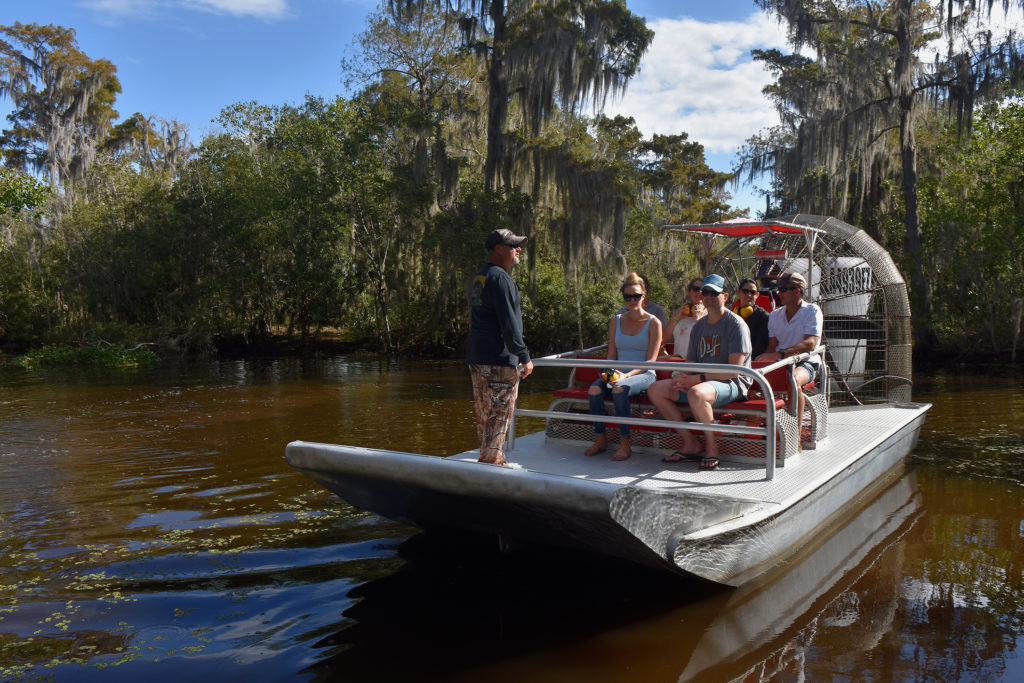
[702, 273, 726, 293]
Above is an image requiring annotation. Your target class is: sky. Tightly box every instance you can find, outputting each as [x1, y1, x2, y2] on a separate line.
[5, 0, 791, 212]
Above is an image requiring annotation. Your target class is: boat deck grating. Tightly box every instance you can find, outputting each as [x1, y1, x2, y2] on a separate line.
[453, 404, 927, 506]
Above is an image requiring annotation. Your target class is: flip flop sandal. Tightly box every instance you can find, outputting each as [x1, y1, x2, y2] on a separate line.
[662, 450, 703, 463]
[699, 455, 720, 470]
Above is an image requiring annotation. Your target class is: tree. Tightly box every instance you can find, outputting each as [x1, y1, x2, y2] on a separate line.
[0, 166, 49, 216]
[392, 0, 651, 190]
[0, 23, 121, 190]
[103, 113, 192, 176]
[388, 0, 653, 269]
[918, 99, 1024, 357]
[743, 0, 1024, 347]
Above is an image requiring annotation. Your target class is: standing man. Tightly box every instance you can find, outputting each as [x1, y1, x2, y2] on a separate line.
[647, 274, 752, 470]
[467, 228, 534, 465]
[733, 278, 770, 357]
[756, 271, 823, 422]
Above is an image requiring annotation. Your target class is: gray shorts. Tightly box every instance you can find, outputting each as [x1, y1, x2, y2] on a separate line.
[676, 379, 745, 407]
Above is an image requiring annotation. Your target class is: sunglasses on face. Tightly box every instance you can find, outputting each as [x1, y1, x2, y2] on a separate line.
[700, 288, 720, 296]
[778, 285, 799, 292]
[739, 288, 757, 295]
[623, 293, 643, 301]
[688, 285, 702, 292]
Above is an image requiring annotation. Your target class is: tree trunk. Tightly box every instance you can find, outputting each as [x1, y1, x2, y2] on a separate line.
[484, 0, 508, 191]
[1012, 297, 1022, 362]
[895, 3, 931, 350]
[899, 111, 930, 345]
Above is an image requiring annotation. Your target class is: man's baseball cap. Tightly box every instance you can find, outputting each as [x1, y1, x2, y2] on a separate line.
[778, 271, 807, 289]
[701, 273, 726, 294]
[486, 228, 527, 250]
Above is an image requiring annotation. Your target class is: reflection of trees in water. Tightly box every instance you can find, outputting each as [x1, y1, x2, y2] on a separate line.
[729, 536, 906, 683]
[893, 488, 1024, 680]
[732, 467, 1024, 682]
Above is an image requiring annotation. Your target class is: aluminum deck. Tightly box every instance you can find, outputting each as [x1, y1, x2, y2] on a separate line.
[453, 403, 928, 507]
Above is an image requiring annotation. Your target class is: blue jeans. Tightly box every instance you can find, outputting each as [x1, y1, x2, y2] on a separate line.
[589, 370, 656, 438]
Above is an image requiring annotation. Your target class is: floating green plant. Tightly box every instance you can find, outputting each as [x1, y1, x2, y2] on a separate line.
[13, 344, 158, 369]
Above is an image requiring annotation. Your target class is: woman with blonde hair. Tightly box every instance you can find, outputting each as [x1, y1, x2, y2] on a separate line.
[668, 276, 707, 358]
[585, 272, 662, 461]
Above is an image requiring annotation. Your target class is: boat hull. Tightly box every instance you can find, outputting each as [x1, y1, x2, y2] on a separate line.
[286, 402, 929, 585]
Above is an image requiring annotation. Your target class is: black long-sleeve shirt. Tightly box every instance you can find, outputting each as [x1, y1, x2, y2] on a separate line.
[745, 305, 770, 357]
[466, 262, 531, 367]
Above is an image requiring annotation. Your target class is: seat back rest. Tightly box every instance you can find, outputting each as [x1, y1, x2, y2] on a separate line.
[749, 359, 790, 398]
[571, 355, 605, 386]
[654, 355, 687, 380]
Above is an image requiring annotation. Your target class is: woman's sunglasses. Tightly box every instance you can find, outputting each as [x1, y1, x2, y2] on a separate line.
[623, 293, 644, 301]
[688, 285, 702, 292]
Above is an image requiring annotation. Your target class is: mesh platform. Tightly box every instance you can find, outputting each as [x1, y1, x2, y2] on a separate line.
[543, 397, 800, 464]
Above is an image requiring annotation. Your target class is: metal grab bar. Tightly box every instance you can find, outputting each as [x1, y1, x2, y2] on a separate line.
[510, 355, 819, 481]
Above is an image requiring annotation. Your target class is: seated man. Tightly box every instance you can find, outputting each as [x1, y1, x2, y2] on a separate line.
[648, 273, 752, 470]
[755, 271, 823, 422]
[733, 278, 770, 357]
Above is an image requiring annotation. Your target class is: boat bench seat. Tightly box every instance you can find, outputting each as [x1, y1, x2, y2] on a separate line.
[544, 358, 801, 462]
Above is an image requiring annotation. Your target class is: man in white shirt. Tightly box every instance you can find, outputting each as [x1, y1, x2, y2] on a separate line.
[756, 271, 823, 423]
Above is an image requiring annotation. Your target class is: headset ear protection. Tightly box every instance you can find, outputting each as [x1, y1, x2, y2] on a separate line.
[732, 301, 754, 318]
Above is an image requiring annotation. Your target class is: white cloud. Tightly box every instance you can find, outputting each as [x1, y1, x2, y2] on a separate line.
[81, 0, 290, 20]
[182, 0, 290, 19]
[606, 12, 789, 156]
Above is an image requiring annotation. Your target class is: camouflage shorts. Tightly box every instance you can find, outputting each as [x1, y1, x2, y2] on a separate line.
[469, 364, 520, 465]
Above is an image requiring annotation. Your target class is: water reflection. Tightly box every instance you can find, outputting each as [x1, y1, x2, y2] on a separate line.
[303, 471, 921, 682]
[1, 359, 1022, 681]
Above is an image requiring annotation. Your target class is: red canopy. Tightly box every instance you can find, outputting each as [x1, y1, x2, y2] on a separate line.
[664, 219, 816, 237]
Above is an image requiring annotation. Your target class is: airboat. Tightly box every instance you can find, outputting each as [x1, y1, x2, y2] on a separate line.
[286, 214, 930, 586]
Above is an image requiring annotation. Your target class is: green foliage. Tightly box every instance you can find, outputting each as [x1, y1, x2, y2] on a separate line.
[0, 222, 52, 342]
[520, 258, 620, 353]
[0, 167, 50, 216]
[13, 343, 157, 369]
[917, 100, 1024, 355]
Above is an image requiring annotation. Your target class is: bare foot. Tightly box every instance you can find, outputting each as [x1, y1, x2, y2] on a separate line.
[584, 436, 607, 456]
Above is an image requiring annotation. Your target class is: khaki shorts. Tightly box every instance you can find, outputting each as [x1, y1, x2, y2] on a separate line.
[469, 364, 520, 464]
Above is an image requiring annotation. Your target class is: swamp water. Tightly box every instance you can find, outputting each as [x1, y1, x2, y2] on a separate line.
[1, 358, 1022, 681]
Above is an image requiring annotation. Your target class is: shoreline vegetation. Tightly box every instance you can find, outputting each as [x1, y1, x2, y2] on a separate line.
[2, 336, 1019, 374]
[2, 6, 1023, 366]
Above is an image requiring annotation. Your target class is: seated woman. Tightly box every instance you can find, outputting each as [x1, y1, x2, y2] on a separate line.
[585, 272, 663, 461]
[667, 276, 706, 357]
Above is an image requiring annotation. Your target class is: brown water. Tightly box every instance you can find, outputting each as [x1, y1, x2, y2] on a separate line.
[1, 358, 1021, 681]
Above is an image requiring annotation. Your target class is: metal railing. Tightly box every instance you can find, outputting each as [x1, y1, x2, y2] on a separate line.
[509, 349, 825, 481]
